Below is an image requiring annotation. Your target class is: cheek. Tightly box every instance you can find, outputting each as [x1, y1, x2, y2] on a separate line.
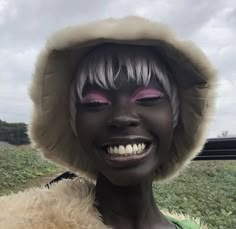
[76, 111, 107, 147]
[146, 105, 172, 127]
[142, 105, 174, 166]
[142, 104, 174, 141]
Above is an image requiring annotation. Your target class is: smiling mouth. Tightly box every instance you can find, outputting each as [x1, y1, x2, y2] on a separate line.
[101, 136, 152, 166]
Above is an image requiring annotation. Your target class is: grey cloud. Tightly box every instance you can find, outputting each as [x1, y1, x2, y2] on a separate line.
[0, 0, 112, 49]
[0, 83, 30, 123]
[0, 48, 38, 85]
[222, 5, 236, 28]
[209, 113, 236, 137]
[160, 0, 226, 36]
[125, 0, 227, 37]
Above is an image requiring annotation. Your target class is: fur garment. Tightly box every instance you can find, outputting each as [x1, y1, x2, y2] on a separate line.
[0, 178, 207, 229]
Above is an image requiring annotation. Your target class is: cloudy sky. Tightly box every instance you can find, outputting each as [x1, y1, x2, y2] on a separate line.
[0, 0, 235, 137]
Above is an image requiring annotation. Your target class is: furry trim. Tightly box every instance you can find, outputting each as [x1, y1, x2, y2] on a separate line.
[28, 16, 217, 181]
[0, 178, 207, 229]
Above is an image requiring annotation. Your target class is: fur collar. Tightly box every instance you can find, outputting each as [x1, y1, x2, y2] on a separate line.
[0, 178, 207, 228]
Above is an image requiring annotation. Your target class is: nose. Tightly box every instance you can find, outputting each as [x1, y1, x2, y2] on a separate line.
[107, 105, 140, 130]
[107, 115, 140, 129]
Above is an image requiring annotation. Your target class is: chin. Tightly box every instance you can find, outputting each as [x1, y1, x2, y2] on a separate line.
[96, 144, 160, 186]
[103, 166, 156, 186]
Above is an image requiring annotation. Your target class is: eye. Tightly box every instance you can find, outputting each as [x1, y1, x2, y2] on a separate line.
[131, 88, 164, 105]
[81, 90, 111, 109]
[135, 96, 162, 102]
[82, 101, 110, 108]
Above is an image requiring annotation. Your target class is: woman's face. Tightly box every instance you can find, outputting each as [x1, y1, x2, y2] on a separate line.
[76, 75, 174, 186]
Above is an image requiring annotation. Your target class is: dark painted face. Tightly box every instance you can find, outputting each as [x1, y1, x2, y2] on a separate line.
[76, 75, 174, 186]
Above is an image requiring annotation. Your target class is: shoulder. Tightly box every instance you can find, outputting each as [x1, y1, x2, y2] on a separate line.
[0, 178, 109, 229]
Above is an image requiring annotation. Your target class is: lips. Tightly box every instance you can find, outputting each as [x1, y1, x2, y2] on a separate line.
[100, 136, 153, 168]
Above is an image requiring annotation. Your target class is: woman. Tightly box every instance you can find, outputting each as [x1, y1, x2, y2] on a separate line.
[0, 16, 216, 228]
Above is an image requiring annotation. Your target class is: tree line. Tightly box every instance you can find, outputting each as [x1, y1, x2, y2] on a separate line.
[0, 120, 30, 145]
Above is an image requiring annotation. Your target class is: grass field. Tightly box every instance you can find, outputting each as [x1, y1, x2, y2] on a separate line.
[0, 146, 63, 195]
[0, 146, 235, 228]
[153, 161, 236, 228]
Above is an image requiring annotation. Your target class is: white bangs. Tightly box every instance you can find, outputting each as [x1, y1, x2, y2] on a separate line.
[76, 45, 170, 97]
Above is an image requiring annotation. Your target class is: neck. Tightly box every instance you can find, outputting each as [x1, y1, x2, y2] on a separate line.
[95, 174, 174, 229]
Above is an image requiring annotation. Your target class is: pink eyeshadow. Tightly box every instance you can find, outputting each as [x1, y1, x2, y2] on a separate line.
[81, 90, 111, 104]
[131, 87, 163, 102]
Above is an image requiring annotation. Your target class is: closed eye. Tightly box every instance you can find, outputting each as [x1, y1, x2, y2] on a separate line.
[82, 101, 110, 107]
[131, 87, 164, 104]
[135, 96, 162, 102]
[81, 90, 111, 109]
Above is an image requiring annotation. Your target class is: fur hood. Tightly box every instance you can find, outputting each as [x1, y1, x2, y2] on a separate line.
[0, 178, 207, 228]
[28, 16, 217, 181]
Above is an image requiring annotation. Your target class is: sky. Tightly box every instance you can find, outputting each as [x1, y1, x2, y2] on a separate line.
[0, 0, 235, 137]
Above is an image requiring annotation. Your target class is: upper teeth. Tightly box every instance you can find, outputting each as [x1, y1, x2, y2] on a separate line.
[106, 143, 146, 156]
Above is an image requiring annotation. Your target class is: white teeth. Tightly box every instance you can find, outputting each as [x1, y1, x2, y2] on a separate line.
[136, 145, 142, 154]
[119, 145, 125, 154]
[114, 146, 119, 154]
[109, 146, 114, 154]
[133, 144, 138, 153]
[141, 143, 145, 150]
[106, 143, 147, 156]
[125, 144, 133, 154]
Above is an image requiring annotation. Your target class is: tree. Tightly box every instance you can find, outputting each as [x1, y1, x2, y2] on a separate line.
[0, 120, 30, 145]
[217, 130, 236, 138]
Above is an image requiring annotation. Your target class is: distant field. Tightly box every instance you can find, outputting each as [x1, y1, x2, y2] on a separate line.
[153, 161, 236, 229]
[0, 146, 62, 195]
[0, 146, 235, 228]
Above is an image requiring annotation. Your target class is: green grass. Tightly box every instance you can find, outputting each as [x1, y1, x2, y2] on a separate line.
[0, 147, 235, 228]
[153, 161, 236, 229]
[0, 146, 62, 195]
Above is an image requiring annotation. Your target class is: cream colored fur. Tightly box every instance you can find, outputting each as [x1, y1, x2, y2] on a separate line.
[28, 16, 217, 181]
[0, 178, 207, 229]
